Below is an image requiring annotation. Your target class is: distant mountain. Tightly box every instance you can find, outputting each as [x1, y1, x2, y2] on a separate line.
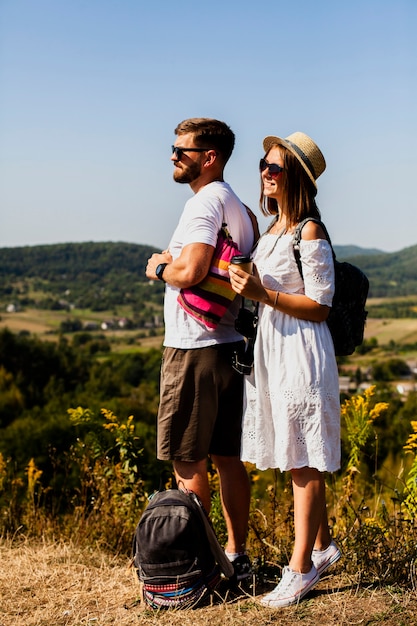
[334, 245, 385, 259]
[343, 244, 417, 297]
[0, 241, 416, 302]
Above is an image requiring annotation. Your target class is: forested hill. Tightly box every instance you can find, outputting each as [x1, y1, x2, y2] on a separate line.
[0, 240, 417, 299]
[0, 241, 158, 280]
[335, 244, 417, 297]
[0, 242, 164, 311]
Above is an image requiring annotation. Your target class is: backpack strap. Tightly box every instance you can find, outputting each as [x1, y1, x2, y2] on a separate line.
[293, 217, 335, 278]
[188, 491, 235, 578]
[219, 201, 260, 252]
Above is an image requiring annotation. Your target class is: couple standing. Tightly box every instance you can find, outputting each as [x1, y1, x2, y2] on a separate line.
[146, 117, 341, 608]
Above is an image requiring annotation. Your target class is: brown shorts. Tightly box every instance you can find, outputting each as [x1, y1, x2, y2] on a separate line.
[157, 342, 244, 462]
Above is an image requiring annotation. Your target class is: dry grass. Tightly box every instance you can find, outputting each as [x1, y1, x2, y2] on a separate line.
[0, 311, 55, 335]
[1, 538, 416, 626]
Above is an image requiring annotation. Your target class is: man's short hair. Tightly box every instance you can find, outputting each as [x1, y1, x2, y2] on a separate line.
[174, 118, 235, 165]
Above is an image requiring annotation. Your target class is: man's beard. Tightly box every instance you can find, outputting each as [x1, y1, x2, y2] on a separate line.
[173, 160, 201, 184]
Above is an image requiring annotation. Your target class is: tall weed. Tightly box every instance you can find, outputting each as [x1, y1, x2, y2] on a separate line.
[403, 420, 417, 519]
[333, 387, 416, 585]
[66, 407, 147, 550]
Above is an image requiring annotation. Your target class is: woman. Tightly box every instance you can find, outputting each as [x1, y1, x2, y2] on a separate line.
[229, 132, 341, 608]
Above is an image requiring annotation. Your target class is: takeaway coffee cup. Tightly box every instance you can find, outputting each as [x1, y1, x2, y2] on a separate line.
[230, 255, 253, 274]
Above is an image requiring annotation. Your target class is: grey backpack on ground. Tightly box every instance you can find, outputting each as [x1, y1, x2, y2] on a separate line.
[132, 488, 234, 610]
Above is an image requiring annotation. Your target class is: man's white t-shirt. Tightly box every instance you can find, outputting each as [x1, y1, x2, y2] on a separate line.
[163, 181, 255, 349]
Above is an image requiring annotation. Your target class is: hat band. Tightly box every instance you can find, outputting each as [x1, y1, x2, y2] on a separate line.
[285, 139, 316, 180]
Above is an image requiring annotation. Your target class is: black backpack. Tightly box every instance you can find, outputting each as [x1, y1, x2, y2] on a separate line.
[293, 218, 369, 356]
[132, 489, 234, 610]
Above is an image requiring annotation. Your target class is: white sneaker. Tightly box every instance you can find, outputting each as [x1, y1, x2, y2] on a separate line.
[312, 540, 341, 576]
[260, 565, 320, 608]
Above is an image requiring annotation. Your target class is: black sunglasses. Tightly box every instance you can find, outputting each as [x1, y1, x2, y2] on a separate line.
[259, 158, 284, 178]
[171, 145, 210, 160]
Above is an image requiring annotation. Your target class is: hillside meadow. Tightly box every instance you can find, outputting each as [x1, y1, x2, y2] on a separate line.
[1, 328, 417, 624]
[1, 265, 417, 625]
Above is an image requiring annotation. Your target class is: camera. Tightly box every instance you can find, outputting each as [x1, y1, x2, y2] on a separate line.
[232, 340, 255, 375]
[234, 306, 258, 339]
[233, 304, 258, 375]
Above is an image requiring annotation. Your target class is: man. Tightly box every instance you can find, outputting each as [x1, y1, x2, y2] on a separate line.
[146, 118, 255, 580]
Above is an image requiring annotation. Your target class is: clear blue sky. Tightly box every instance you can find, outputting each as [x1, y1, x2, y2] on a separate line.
[1, 0, 416, 253]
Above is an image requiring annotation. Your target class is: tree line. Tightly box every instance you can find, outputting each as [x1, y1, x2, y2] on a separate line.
[1, 241, 417, 309]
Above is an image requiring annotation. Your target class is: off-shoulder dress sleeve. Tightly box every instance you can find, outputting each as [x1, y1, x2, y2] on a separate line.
[299, 239, 335, 307]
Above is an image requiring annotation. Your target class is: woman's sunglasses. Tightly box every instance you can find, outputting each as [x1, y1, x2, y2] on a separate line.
[259, 158, 284, 178]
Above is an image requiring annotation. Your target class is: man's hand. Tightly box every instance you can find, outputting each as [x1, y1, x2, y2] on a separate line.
[146, 251, 172, 281]
[146, 243, 214, 288]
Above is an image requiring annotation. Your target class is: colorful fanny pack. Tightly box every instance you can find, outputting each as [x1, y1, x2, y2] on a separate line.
[177, 222, 242, 330]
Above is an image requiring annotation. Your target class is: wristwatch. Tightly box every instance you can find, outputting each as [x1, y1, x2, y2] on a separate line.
[155, 263, 168, 282]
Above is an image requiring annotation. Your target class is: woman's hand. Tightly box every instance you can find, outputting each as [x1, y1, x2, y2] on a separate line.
[228, 265, 267, 302]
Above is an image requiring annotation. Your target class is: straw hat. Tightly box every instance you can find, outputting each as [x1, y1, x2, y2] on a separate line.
[263, 131, 326, 188]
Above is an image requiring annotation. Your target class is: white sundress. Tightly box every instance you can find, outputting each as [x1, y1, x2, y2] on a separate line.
[241, 231, 341, 473]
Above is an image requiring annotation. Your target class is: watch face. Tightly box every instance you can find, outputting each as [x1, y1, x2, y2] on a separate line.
[156, 263, 167, 281]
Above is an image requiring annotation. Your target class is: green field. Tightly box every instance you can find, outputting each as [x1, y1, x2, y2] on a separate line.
[2, 305, 417, 354]
[0, 307, 165, 351]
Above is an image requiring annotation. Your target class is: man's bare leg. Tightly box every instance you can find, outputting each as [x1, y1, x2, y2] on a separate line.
[173, 459, 211, 512]
[212, 454, 250, 554]
[173, 456, 250, 554]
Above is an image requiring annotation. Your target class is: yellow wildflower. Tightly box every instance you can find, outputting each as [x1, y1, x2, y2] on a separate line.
[404, 421, 417, 452]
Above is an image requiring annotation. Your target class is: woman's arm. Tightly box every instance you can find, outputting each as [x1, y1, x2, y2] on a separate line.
[228, 266, 330, 322]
